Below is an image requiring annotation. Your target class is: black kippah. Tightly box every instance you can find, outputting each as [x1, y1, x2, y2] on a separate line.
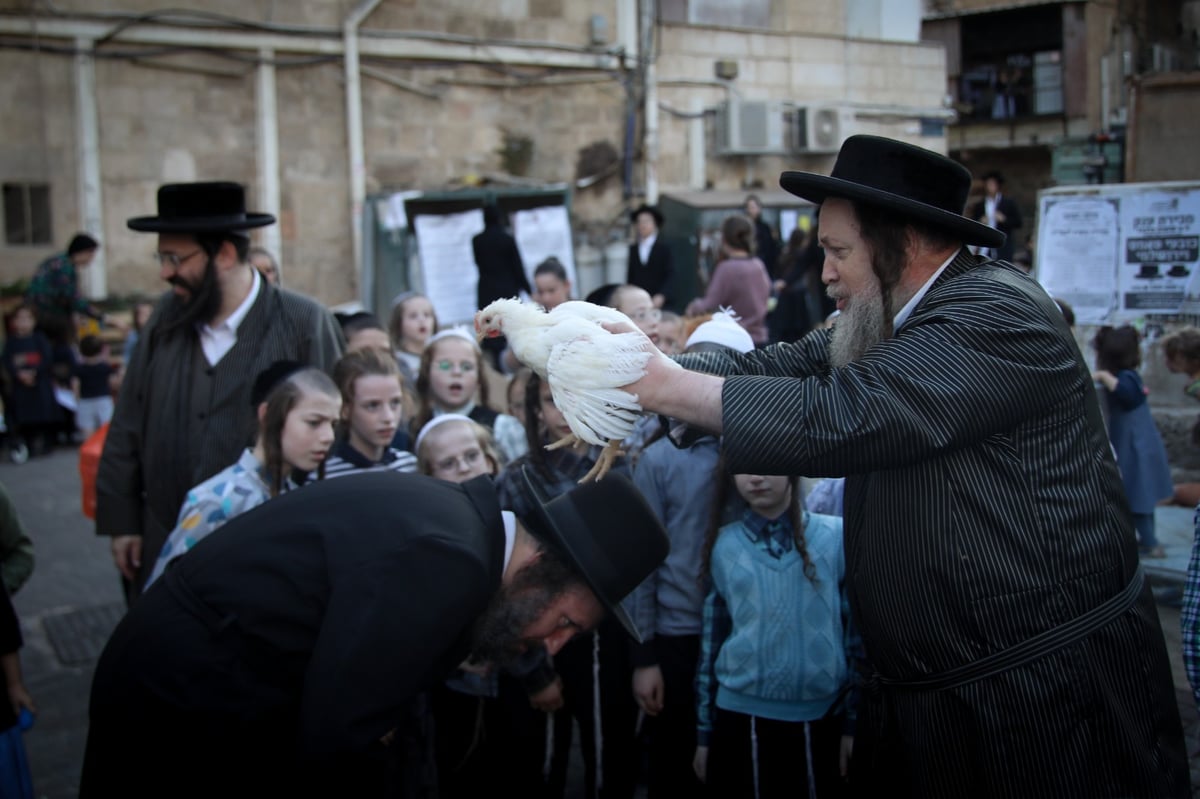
[250, 360, 305, 406]
[585, 283, 619, 308]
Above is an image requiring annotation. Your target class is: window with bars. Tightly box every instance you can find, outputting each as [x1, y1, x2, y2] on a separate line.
[3, 183, 52, 246]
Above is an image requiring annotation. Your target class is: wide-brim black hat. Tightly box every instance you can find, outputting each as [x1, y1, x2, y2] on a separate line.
[630, 203, 664, 227]
[779, 135, 1004, 249]
[128, 181, 275, 233]
[520, 466, 667, 643]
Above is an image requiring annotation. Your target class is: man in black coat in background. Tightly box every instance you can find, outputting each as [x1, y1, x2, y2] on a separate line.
[967, 170, 1023, 261]
[80, 470, 667, 798]
[626, 204, 674, 309]
[473, 203, 530, 368]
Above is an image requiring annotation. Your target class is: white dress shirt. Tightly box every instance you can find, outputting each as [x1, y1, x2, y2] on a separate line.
[638, 233, 657, 266]
[199, 267, 261, 366]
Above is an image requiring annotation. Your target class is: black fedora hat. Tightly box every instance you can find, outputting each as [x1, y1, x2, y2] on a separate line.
[630, 204, 664, 227]
[128, 182, 275, 233]
[780, 135, 1004, 249]
[520, 466, 668, 642]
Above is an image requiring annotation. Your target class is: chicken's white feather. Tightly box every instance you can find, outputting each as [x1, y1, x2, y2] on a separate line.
[474, 297, 653, 450]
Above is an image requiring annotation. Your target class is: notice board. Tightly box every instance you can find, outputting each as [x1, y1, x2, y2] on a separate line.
[410, 203, 575, 328]
[1036, 181, 1200, 324]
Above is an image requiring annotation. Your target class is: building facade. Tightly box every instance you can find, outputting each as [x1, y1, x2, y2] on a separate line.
[0, 0, 947, 306]
[922, 0, 1200, 260]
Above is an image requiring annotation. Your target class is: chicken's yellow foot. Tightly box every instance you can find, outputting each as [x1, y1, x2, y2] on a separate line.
[577, 440, 624, 483]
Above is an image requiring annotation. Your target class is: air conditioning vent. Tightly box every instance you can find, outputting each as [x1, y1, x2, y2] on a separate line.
[715, 100, 785, 155]
[792, 106, 853, 153]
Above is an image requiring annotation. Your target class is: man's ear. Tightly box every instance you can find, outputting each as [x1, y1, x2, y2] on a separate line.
[215, 239, 241, 274]
[256, 401, 268, 425]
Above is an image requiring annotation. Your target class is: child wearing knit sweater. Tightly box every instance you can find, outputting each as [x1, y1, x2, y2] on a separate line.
[694, 463, 859, 799]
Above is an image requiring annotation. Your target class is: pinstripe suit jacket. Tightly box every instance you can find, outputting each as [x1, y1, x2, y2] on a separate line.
[679, 250, 1187, 797]
[95, 280, 343, 594]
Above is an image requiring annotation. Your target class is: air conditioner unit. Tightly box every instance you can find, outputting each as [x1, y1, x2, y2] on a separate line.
[715, 100, 785, 155]
[792, 105, 853, 154]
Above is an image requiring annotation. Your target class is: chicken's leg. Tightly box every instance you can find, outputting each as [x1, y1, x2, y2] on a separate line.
[577, 439, 624, 484]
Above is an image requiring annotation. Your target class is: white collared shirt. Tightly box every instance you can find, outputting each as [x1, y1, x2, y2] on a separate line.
[638, 233, 657, 266]
[199, 267, 261, 366]
[501, 510, 516, 572]
[985, 195, 999, 228]
[892, 250, 958, 332]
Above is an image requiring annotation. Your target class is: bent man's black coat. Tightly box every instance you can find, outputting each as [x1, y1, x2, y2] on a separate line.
[81, 472, 504, 797]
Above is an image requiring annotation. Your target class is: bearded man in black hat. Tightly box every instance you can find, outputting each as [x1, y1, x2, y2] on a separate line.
[80, 469, 667, 797]
[592, 136, 1188, 797]
[96, 182, 343, 600]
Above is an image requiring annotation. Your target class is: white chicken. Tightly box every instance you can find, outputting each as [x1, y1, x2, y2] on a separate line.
[474, 297, 654, 482]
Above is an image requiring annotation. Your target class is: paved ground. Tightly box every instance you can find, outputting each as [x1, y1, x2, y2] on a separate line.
[4, 447, 1200, 796]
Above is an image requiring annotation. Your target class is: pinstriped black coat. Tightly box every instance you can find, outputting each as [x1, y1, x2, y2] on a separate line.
[95, 280, 343, 595]
[680, 251, 1188, 797]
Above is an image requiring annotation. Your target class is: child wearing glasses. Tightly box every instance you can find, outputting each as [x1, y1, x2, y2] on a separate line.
[410, 329, 526, 463]
[414, 414, 502, 483]
[413, 412, 558, 798]
[323, 348, 418, 478]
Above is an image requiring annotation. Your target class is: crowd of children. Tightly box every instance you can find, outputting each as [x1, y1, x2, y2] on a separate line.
[11, 239, 1200, 798]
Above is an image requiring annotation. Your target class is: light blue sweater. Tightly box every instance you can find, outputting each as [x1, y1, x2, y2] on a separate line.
[701, 512, 847, 729]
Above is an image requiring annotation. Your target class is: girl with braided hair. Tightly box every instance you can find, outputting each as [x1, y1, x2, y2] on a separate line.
[694, 456, 859, 798]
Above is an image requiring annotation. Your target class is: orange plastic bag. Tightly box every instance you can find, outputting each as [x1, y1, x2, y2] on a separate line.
[79, 422, 109, 519]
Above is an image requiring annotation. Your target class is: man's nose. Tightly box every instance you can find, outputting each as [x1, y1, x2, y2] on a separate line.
[543, 628, 577, 657]
[821, 256, 836, 285]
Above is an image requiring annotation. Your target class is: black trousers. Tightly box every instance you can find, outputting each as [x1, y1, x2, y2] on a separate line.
[642, 634, 703, 799]
[431, 675, 549, 798]
[546, 616, 639, 799]
[707, 706, 846, 799]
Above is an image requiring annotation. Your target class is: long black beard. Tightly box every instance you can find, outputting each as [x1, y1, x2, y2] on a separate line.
[468, 581, 559, 669]
[156, 258, 223, 335]
[468, 552, 577, 668]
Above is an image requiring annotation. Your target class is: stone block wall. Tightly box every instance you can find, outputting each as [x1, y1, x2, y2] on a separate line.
[0, 0, 949, 305]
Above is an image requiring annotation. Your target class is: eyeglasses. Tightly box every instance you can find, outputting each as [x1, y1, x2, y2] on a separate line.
[434, 448, 484, 474]
[152, 249, 204, 269]
[629, 308, 662, 324]
[435, 360, 476, 373]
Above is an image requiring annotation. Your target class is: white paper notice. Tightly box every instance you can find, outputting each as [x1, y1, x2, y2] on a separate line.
[512, 205, 577, 295]
[1037, 197, 1120, 325]
[414, 209, 485, 327]
[1119, 190, 1200, 315]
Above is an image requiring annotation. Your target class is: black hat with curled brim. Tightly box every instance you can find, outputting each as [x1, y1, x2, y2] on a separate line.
[779, 135, 1005, 249]
[127, 181, 275, 233]
[520, 466, 668, 643]
[629, 204, 664, 227]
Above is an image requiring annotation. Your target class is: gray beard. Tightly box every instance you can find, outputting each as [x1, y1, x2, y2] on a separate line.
[828, 281, 886, 368]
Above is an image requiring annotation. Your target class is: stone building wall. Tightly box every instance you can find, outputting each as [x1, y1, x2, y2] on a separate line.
[0, 0, 947, 305]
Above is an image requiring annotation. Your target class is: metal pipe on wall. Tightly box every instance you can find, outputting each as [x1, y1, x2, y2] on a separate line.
[256, 46, 282, 278]
[641, 0, 659, 203]
[74, 36, 105, 299]
[343, 0, 384, 307]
